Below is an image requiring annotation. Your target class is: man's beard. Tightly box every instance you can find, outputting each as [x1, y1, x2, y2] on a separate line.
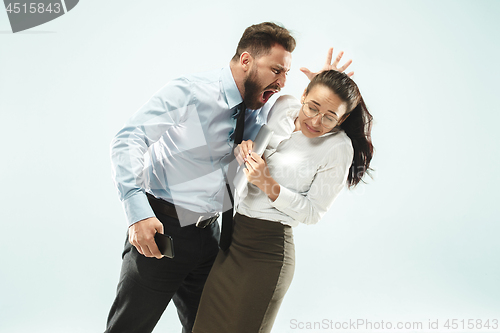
[243, 67, 264, 110]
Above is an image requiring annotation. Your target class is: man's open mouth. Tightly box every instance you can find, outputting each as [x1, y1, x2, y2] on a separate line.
[261, 89, 278, 103]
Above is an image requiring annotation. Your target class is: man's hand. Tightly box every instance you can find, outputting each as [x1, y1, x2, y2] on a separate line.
[128, 217, 164, 259]
[300, 47, 354, 80]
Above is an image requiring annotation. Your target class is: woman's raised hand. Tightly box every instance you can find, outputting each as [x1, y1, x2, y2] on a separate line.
[300, 47, 354, 80]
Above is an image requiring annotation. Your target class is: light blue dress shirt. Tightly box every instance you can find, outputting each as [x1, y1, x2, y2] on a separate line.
[111, 66, 271, 226]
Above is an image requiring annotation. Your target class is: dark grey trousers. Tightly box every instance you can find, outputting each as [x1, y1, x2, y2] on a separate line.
[105, 207, 220, 333]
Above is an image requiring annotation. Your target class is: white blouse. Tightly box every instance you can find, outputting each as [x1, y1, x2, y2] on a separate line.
[236, 95, 354, 227]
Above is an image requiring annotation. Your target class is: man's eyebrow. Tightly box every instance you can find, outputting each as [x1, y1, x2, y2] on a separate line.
[275, 64, 290, 72]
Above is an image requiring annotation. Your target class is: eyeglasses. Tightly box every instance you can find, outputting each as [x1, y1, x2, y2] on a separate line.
[301, 101, 338, 129]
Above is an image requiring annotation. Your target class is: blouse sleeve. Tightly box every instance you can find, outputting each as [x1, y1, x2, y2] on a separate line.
[269, 135, 353, 225]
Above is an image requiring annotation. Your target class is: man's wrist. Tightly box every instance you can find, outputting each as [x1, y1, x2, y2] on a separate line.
[123, 192, 156, 227]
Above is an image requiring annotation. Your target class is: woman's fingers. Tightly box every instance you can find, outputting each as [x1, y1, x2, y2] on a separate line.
[252, 152, 265, 163]
[240, 140, 253, 158]
[235, 140, 254, 165]
[244, 155, 259, 184]
[245, 152, 265, 168]
[337, 58, 353, 73]
[299, 67, 315, 80]
[331, 49, 341, 68]
[245, 155, 257, 170]
[324, 47, 334, 68]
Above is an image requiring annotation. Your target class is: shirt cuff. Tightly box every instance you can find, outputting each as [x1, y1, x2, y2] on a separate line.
[122, 191, 156, 227]
[269, 184, 295, 211]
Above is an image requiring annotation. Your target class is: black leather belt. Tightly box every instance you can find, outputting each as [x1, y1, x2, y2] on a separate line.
[146, 193, 219, 228]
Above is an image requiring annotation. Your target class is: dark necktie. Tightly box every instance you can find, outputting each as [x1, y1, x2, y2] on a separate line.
[220, 101, 246, 251]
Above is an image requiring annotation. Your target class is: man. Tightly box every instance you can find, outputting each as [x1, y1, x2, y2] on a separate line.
[106, 22, 351, 333]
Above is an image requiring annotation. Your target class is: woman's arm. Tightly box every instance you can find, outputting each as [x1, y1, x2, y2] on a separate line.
[244, 140, 353, 225]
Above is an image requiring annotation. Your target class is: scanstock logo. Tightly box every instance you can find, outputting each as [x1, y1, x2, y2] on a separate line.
[3, 0, 79, 33]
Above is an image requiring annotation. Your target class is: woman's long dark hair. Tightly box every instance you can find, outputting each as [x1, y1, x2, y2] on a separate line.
[305, 70, 374, 188]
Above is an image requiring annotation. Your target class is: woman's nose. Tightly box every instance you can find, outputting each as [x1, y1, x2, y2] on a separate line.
[311, 113, 322, 126]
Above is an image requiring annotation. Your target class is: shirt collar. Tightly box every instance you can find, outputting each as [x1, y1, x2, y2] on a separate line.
[221, 66, 243, 109]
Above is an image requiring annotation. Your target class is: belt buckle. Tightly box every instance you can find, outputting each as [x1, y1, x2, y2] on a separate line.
[195, 216, 208, 228]
[195, 214, 218, 228]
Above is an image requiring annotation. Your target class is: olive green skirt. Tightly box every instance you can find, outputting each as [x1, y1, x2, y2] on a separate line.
[192, 213, 295, 333]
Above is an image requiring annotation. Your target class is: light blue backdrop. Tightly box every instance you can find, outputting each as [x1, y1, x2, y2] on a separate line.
[1, 1, 499, 332]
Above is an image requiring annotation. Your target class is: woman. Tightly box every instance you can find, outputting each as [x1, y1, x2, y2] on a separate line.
[192, 70, 374, 333]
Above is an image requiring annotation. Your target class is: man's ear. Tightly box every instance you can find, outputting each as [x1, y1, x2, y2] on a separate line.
[240, 52, 253, 72]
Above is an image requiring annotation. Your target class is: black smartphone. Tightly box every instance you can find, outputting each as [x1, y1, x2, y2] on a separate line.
[154, 233, 175, 258]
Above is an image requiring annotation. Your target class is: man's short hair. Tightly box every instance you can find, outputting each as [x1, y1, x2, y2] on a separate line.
[232, 22, 296, 61]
